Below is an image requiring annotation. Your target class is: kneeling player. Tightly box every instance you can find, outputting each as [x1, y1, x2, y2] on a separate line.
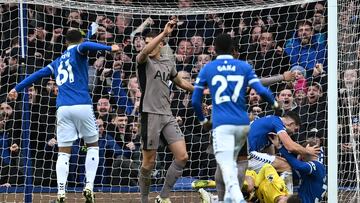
[270, 136, 327, 203]
[247, 111, 320, 192]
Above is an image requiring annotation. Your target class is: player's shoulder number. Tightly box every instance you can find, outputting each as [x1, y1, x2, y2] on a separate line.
[211, 74, 244, 105]
[56, 54, 75, 86]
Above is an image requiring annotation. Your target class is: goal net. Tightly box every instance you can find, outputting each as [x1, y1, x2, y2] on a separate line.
[338, 0, 360, 202]
[0, 0, 328, 202]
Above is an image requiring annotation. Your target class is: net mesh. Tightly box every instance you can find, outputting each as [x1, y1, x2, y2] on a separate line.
[338, 1, 360, 202]
[0, 1, 328, 202]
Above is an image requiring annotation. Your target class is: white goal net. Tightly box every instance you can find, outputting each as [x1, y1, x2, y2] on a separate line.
[338, 0, 360, 202]
[0, 0, 329, 202]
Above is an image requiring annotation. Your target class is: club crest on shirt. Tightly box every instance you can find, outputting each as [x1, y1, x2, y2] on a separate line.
[267, 174, 274, 182]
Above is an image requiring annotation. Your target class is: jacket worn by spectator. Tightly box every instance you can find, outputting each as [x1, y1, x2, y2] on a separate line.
[285, 32, 327, 77]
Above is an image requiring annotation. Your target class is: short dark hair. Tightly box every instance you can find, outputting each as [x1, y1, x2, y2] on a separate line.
[287, 194, 302, 203]
[145, 31, 159, 39]
[297, 19, 313, 29]
[145, 31, 166, 45]
[307, 81, 323, 92]
[302, 137, 319, 148]
[278, 86, 294, 96]
[215, 34, 234, 55]
[283, 111, 301, 126]
[65, 29, 83, 44]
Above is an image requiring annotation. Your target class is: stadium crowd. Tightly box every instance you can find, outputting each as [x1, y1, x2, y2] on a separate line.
[0, 0, 336, 194]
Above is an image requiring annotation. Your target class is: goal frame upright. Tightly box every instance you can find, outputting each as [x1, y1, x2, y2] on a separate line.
[327, 0, 338, 202]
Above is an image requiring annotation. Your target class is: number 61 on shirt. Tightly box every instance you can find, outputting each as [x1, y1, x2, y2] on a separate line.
[56, 59, 75, 86]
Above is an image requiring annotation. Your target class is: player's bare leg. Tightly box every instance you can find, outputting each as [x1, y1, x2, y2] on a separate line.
[156, 140, 188, 202]
[56, 146, 72, 202]
[83, 141, 99, 203]
[139, 149, 157, 203]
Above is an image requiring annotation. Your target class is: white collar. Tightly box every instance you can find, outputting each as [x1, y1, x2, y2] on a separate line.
[67, 44, 78, 50]
[216, 55, 234, 59]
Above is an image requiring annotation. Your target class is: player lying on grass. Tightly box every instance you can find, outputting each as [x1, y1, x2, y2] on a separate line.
[8, 29, 120, 203]
[195, 163, 301, 203]
[247, 111, 320, 193]
[269, 136, 327, 203]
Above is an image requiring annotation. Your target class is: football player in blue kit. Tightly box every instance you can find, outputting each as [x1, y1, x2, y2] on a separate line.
[8, 29, 120, 203]
[192, 34, 278, 203]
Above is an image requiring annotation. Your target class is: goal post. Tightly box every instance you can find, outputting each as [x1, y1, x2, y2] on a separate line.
[327, 0, 338, 202]
[0, 0, 336, 202]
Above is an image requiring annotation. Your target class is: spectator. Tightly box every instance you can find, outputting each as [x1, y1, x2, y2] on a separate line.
[95, 26, 115, 45]
[238, 25, 262, 61]
[5, 48, 21, 91]
[95, 96, 113, 128]
[0, 110, 23, 185]
[29, 85, 54, 186]
[247, 88, 265, 120]
[191, 33, 206, 55]
[192, 54, 211, 80]
[129, 17, 154, 52]
[114, 13, 133, 43]
[40, 79, 57, 132]
[277, 87, 298, 113]
[294, 88, 308, 107]
[0, 56, 13, 103]
[65, 10, 84, 29]
[178, 0, 193, 8]
[0, 4, 19, 51]
[48, 26, 65, 59]
[97, 15, 115, 32]
[170, 71, 211, 177]
[284, 20, 327, 77]
[1, 102, 22, 144]
[290, 65, 308, 106]
[312, 12, 326, 34]
[296, 81, 326, 143]
[108, 113, 132, 148]
[109, 115, 141, 186]
[250, 31, 290, 78]
[176, 39, 195, 72]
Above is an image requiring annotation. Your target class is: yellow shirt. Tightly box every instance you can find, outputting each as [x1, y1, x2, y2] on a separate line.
[254, 164, 289, 203]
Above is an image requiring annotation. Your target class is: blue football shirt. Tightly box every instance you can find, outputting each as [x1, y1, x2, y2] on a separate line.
[192, 55, 275, 129]
[15, 42, 112, 108]
[279, 147, 327, 203]
[248, 115, 286, 152]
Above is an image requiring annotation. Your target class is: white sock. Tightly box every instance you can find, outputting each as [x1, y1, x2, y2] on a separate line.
[85, 146, 99, 190]
[280, 171, 293, 194]
[56, 152, 71, 195]
[215, 151, 244, 203]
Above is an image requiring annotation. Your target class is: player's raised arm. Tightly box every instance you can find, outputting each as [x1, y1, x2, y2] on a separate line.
[77, 41, 120, 53]
[247, 67, 278, 108]
[8, 64, 54, 101]
[136, 19, 176, 64]
[260, 71, 295, 86]
[64, 29, 119, 54]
